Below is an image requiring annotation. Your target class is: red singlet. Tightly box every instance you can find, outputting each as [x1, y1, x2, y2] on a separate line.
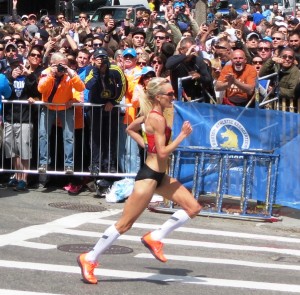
[146, 110, 172, 154]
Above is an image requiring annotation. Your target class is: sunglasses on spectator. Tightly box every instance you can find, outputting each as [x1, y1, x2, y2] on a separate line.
[17, 45, 25, 49]
[22, 18, 28, 21]
[252, 60, 263, 65]
[258, 47, 271, 52]
[154, 36, 165, 40]
[137, 61, 147, 66]
[142, 18, 148, 21]
[215, 45, 227, 49]
[143, 74, 154, 79]
[0, 47, 4, 51]
[6, 48, 16, 52]
[30, 53, 42, 58]
[281, 54, 294, 60]
[151, 60, 162, 65]
[84, 43, 92, 47]
[93, 43, 103, 47]
[272, 37, 282, 40]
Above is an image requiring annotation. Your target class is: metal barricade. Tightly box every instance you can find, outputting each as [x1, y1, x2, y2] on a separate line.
[151, 147, 280, 222]
[0, 100, 136, 178]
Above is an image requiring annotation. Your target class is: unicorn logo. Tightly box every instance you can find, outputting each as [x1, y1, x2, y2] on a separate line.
[210, 118, 250, 149]
[220, 127, 238, 148]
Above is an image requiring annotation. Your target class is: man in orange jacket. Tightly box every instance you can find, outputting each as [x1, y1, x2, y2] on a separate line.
[37, 52, 85, 174]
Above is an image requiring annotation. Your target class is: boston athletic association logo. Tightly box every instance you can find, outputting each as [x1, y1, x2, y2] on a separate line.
[209, 118, 250, 149]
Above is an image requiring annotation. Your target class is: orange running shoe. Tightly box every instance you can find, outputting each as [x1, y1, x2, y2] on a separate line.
[141, 232, 167, 263]
[77, 253, 99, 284]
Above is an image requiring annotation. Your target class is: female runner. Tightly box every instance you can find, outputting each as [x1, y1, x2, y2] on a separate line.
[77, 77, 202, 284]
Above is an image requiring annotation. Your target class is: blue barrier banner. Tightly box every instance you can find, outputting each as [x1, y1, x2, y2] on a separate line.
[172, 102, 300, 209]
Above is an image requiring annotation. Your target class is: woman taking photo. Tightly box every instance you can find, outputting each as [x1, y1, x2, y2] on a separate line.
[77, 77, 202, 284]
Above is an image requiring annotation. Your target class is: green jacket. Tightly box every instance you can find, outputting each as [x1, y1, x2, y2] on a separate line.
[259, 58, 300, 100]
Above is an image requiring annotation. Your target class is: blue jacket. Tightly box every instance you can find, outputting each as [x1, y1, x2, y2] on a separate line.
[0, 73, 12, 114]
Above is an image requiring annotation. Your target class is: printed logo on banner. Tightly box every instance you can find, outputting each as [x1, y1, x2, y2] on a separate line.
[209, 118, 250, 149]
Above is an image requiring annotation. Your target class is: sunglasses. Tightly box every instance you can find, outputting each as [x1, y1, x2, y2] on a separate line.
[154, 36, 165, 40]
[137, 61, 147, 66]
[151, 60, 162, 65]
[143, 74, 154, 79]
[258, 47, 271, 52]
[123, 54, 134, 58]
[17, 45, 25, 49]
[6, 49, 16, 53]
[281, 54, 294, 60]
[0, 48, 4, 51]
[30, 53, 42, 58]
[84, 43, 92, 47]
[142, 18, 148, 21]
[272, 37, 282, 40]
[215, 45, 227, 49]
[253, 60, 263, 65]
[22, 18, 28, 21]
[160, 91, 175, 97]
[93, 43, 103, 47]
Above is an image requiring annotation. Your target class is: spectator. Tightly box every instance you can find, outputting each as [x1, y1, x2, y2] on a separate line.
[271, 31, 285, 49]
[287, 17, 300, 32]
[166, 37, 214, 102]
[150, 53, 169, 78]
[257, 39, 273, 62]
[259, 47, 300, 112]
[228, 4, 238, 22]
[37, 52, 85, 174]
[0, 73, 12, 152]
[3, 54, 38, 191]
[137, 52, 150, 68]
[288, 31, 300, 67]
[244, 32, 260, 62]
[120, 48, 142, 173]
[215, 49, 257, 106]
[85, 48, 126, 175]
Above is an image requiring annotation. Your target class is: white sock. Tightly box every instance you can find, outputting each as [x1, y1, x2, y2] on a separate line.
[150, 209, 190, 241]
[85, 224, 120, 262]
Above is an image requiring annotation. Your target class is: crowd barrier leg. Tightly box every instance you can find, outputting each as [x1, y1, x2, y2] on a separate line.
[149, 148, 281, 222]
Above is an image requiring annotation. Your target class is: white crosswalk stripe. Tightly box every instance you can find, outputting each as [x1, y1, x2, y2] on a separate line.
[0, 211, 300, 294]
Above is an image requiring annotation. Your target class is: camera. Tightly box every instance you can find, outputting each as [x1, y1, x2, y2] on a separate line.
[57, 64, 66, 73]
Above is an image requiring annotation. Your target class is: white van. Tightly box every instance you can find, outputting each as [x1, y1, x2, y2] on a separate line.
[73, 0, 149, 18]
[108, 0, 149, 9]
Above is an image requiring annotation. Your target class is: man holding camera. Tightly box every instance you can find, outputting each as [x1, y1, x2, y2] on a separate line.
[166, 37, 214, 102]
[38, 52, 85, 174]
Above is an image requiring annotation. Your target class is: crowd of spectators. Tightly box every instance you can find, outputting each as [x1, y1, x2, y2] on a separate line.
[1, 0, 300, 194]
